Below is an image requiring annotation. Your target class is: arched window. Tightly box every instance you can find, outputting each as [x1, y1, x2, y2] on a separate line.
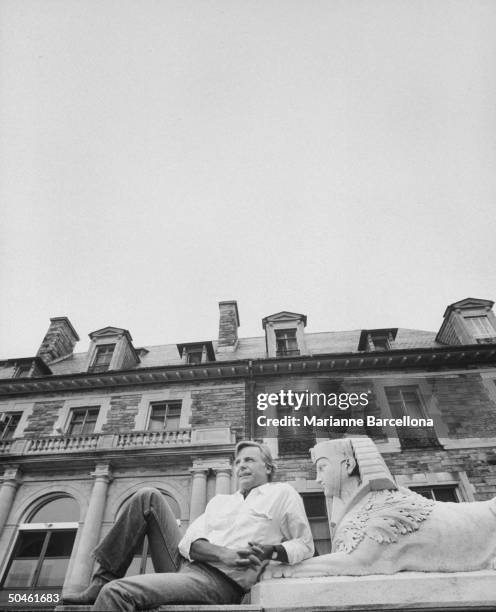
[1, 496, 79, 590]
[119, 491, 181, 576]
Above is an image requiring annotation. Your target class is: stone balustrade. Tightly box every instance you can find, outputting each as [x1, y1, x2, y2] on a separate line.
[26, 434, 100, 453]
[0, 429, 192, 456]
[116, 429, 192, 447]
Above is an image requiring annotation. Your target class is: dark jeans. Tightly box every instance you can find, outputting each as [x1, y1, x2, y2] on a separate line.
[92, 487, 243, 611]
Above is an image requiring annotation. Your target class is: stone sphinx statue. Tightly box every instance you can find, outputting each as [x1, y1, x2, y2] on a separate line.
[268, 437, 496, 578]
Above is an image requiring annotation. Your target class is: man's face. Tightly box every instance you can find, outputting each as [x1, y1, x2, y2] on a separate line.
[235, 446, 270, 493]
[316, 455, 343, 498]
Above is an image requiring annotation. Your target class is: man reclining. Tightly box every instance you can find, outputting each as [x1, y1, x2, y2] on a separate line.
[64, 440, 314, 611]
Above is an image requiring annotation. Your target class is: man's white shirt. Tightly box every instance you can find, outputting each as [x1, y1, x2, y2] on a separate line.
[179, 482, 314, 565]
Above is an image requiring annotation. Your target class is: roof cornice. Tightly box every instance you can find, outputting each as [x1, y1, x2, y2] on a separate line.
[0, 344, 495, 398]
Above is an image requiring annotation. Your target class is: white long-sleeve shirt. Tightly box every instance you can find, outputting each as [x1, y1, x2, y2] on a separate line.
[179, 482, 314, 568]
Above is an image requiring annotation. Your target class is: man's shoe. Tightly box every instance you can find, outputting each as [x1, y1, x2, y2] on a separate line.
[62, 576, 109, 605]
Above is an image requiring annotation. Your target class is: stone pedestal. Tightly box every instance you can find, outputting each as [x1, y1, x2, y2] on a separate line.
[251, 571, 496, 611]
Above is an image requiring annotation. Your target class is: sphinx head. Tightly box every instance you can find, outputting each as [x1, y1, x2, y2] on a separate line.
[311, 438, 397, 502]
[311, 439, 358, 500]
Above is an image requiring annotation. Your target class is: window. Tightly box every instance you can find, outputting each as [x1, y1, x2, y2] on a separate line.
[302, 493, 331, 555]
[0, 412, 22, 440]
[186, 349, 203, 365]
[464, 316, 496, 340]
[370, 335, 389, 351]
[67, 407, 99, 435]
[358, 329, 397, 351]
[276, 401, 314, 456]
[410, 485, 459, 502]
[275, 329, 299, 357]
[385, 386, 440, 449]
[88, 344, 115, 373]
[147, 402, 182, 431]
[1, 497, 79, 590]
[14, 364, 32, 378]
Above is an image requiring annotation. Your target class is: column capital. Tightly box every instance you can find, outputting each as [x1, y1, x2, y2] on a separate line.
[90, 462, 113, 483]
[2, 465, 22, 486]
[211, 460, 232, 475]
[190, 466, 209, 477]
[190, 458, 212, 474]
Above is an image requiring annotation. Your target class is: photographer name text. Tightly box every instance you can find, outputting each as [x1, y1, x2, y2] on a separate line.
[256, 390, 434, 428]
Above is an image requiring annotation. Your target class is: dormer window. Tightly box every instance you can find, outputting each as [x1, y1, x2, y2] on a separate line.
[358, 329, 397, 352]
[14, 363, 32, 378]
[89, 344, 115, 373]
[262, 311, 307, 358]
[86, 327, 140, 372]
[463, 316, 496, 341]
[275, 329, 299, 357]
[437, 298, 496, 345]
[176, 342, 215, 365]
[186, 349, 203, 364]
[371, 335, 389, 351]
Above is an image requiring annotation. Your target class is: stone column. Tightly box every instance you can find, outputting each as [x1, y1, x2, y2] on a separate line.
[189, 465, 208, 522]
[0, 466, 22, 536]
[214, 463, 232, 496]
[64, 463, 112, 592]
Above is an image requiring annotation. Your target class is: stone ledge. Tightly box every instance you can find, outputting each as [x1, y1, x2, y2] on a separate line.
[250, 570, 496, 611]
[56, 606, 261, 612]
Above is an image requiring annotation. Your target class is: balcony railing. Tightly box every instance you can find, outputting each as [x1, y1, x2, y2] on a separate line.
[116, 429, 192, 448]
[26, 434, 100, 453]
[0, 429, 192, 455]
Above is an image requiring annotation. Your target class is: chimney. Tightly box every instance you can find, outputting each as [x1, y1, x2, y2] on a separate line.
[37, 317, 80, 363]
[218, 301, 240, 350]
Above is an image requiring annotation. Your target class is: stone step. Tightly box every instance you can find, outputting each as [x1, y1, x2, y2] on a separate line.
[56, 606, 262, 612]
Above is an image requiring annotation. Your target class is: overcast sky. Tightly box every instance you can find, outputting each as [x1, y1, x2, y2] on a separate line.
[1, 0, 495, 358]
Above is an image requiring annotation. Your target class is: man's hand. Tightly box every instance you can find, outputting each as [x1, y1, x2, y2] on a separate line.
[220, 547, 264, 569]
[190, 539, 264, 570]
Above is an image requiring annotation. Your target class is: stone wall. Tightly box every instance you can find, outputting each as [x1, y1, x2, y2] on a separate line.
[23, 400, 64, 437]
[101, 393, 141, 433]
[191, 383, 245, 440]
[428, 373, 496, 438]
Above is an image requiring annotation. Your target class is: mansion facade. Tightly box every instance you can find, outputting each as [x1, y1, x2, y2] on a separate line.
[1, 297, 496, 608]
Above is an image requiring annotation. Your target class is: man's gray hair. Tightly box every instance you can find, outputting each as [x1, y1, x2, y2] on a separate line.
[235, 440, 276, 481]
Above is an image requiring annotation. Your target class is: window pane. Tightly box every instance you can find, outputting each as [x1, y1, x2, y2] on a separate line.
[45, 531, 77, 557]
[14, 531, 46, 557]
[31, 497, 80, 522]
[3, 560, 39, 588]
[167, 404, 182, 417]
[2, 532, 46, 588]
[165, 416, 180, 431]
[37, 558, 71, 587]
[1, 413, 22, 440]
[303, 494, 327, 518]
[412, 486, 458, 503]
[465, 316, 495, 337]
[187, 351, 202, 364]
[433, 487, 458, 502]
[68, 408, 99, 436]
[37, 531, 77, 587]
